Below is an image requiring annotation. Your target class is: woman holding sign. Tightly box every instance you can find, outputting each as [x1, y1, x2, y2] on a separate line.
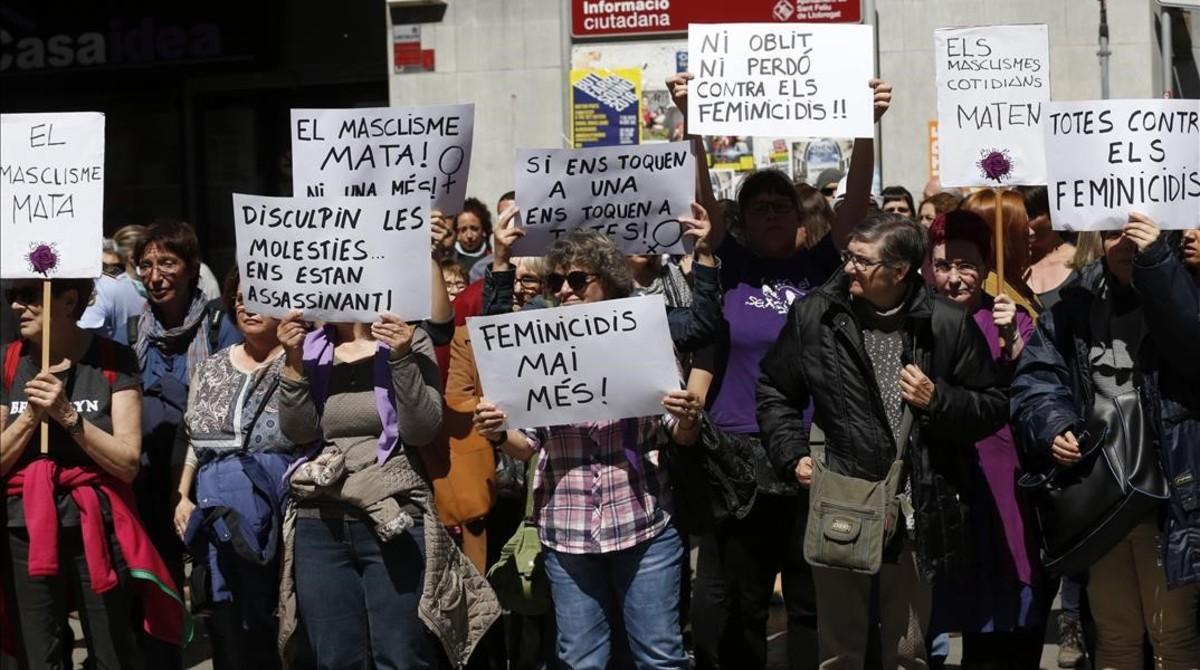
[473, 229, 709, 670]
[926, 211, 1051, 667]
[170, 269, 296, 670]
[1, 278, 187, 669]
[275, 306, 498, 669]
[666, 72, 893, 670]
[1011, 214, 1200, 669]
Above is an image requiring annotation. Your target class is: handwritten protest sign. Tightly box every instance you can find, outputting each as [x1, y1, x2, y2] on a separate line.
[233, 194, 432, 323]
[514, 142, 696, 255]
[290, 104, 473, 214]
[688, 23, 875, 139]
[1043, 99, 1200, 231]
[468, 295, 680, 428]
[935, 25, 1050, 187]
[1, 112, 104, 279]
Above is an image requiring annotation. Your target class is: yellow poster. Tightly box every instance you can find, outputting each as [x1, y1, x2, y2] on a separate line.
[570, 67, 642, 147]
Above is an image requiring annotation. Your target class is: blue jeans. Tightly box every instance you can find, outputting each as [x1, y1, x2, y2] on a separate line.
[293, 517, 433, 670]
[544, 524, 688, 670]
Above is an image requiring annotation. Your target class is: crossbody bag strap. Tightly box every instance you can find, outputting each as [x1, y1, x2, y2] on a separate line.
[894, 405, 914, 460]
[522, 452, 540, 522]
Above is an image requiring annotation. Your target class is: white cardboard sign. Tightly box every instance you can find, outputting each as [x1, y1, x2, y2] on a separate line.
[1044, 99, 1200, 231]
[514, 142, 696, 255]
[688, 23, 876, 139]
[468, 295, 680, 428]
[290, 104, 474, 214]
[1, 112, 104, 279]
[233, 193, 433, 323]
[935, 25, 1050, 187]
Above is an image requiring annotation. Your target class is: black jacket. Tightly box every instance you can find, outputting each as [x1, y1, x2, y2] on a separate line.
[756, 271, 1007, 580]
[1010, 240, 1200, 588]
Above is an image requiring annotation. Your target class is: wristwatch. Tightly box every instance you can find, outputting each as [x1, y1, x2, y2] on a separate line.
[487, 430, 507, 448]
[63, 412, 85, 437]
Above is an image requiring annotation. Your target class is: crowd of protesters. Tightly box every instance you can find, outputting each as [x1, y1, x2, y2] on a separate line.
[2, 70, 1198, 670]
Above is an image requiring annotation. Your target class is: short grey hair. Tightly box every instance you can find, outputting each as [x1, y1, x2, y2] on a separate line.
[848, 212, 927, 280]
[544, 229, 634, 298]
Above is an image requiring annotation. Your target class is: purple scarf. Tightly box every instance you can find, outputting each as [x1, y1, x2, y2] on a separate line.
[301, 325, 400, 466]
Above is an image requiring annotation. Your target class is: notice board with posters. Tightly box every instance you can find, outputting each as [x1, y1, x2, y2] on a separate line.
[571, 0, 863, 38]
[571, 68, 642, 147]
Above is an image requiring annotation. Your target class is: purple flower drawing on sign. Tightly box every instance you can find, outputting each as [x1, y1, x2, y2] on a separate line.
[26, 243, 60, 276]
[977, 149, 1014, 183]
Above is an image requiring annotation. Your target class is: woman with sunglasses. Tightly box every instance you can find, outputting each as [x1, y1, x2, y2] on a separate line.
[666, 72, 892, 670]
[483, 205, 724, 354]
[127, 219, 242, 669]
[1, 278, 186, 669]
[926, 211, 1052, 668]
[170, 269, 296, 670]
[1011, 214, 1200, 669]
[473, 227, 708, 670]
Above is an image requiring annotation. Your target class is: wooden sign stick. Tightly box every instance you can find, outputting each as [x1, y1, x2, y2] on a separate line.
[39, 280, 51, 454]
[993, 187, 1006, 298]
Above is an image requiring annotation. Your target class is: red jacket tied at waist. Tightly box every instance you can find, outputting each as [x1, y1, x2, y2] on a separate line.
[2, 459, 189, 647]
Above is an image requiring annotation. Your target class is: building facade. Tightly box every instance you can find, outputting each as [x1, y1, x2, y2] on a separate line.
[388, 0, 1194, 205]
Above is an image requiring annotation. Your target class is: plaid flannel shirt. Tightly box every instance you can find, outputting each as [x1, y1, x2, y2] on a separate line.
[523, 416, 673, 554]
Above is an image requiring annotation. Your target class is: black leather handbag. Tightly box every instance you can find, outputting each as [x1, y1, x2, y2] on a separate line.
[1018, 390, 1170, 576]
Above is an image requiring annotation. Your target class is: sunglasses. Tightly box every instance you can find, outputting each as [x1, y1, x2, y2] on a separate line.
[546, 271, 597, 293]
[516, 275, 543, 289]
[5, 286, 41, 306]
[931, 259, 980, 276]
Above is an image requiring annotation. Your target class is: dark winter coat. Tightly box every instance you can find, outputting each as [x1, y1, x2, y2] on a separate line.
[1010, 239, 1200, 588]
[757, 271, 1007, 581]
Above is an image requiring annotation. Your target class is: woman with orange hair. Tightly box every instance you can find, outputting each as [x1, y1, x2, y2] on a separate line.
[960, 189, 1041, 314]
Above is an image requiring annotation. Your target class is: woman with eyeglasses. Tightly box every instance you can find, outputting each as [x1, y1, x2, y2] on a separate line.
[1, 278, 187, 669]
[666, 72, 892, 670]
[1011, 214, 1200, 669]
[926, 210, 1052, 669]
[170, 269, 296, 670]
[473, 228, 709, 670]
[126, 219, 243, 668]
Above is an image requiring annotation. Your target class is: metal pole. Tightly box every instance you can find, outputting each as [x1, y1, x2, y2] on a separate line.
[1098, 0, 1111, 99]
[863, 0, 881, 185]
[1161, 6, 1174, 97]
[561, 0, 573, 147]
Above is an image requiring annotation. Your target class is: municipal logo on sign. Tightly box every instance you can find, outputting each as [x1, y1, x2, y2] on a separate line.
[773, 0, 795, 21]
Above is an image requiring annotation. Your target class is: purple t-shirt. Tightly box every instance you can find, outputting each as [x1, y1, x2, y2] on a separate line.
[706, 234, 841, 434]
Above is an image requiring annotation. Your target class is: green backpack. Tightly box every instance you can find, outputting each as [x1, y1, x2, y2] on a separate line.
[486, 453, 551, 616]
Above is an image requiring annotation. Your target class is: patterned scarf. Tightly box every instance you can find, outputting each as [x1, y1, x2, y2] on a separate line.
[133, 292, 213, 377]
[301, 325, 400, 466]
